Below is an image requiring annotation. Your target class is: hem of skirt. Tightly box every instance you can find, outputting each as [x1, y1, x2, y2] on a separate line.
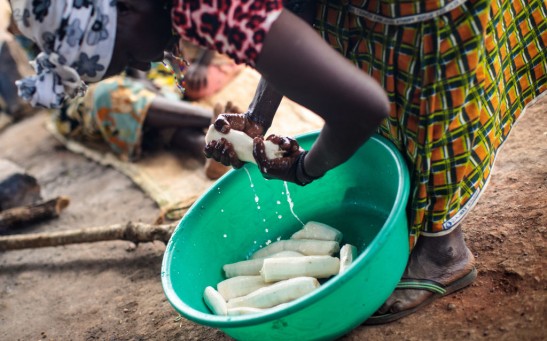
[347, 0, 468, 26]
[421, 89, 547, 237]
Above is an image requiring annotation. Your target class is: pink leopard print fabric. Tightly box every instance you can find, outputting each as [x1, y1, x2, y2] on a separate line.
[171, 0, 283, 66]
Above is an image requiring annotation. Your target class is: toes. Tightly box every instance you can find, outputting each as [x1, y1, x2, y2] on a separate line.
[391, 301, 405, 313]
[375, 289, 434, 315]
[376, 296, 400, 315]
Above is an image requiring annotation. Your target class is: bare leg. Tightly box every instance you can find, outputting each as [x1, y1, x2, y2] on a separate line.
[144, 96, 212, 129]
[169, 127, 206, 161]
[376, 225, 475, 315]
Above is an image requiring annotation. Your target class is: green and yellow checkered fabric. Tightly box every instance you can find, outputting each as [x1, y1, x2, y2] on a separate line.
[314, 0, 546, 248]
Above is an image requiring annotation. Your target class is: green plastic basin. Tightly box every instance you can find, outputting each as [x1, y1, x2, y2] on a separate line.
[161, 132, 410, 340]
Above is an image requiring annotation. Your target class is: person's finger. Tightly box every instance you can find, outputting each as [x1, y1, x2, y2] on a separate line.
[221, 114, 247, 131]
[228, 148, 244, 169]
[214, 116, 231, 133]
[197, 75, 205, 90]
[265, 134, 282, 145]
[265, 134, 297, 153]
[202, 75, 208, 89]
[204, 140, 217, 158]
[286, 137, 301, 153]
[253, 137, 271, 171]
[217, 139, 234, 166]
[219, 149, 232, 166]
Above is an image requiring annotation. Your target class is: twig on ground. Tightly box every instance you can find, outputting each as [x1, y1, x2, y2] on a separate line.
[0, 221, 177, 251]
[0, 196, 70, 229]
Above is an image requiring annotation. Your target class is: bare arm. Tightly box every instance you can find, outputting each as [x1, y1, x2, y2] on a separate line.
[254, 9, 389, 178]
[245, 0, 317, 132]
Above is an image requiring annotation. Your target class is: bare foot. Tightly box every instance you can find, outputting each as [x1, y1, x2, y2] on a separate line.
[375, 225, 475, 317]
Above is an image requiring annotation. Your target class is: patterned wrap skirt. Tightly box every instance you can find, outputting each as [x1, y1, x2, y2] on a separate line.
[54, 76, 156, 162]
[314, 0, 546, 247]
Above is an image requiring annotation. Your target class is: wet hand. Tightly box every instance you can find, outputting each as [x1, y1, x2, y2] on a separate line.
[252, 134, 304, 183]
[212, 113, 265, 137]
[204, 112, 266, 168]
[204, 138, 245, 169]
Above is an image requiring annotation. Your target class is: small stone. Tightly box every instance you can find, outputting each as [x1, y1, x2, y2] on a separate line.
[123, 308, 129, 313]
[0, 159, 42, 210]
[447, 303, 456, 311]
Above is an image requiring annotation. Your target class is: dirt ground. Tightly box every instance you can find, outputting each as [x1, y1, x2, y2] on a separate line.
[0, 95, 545, 341]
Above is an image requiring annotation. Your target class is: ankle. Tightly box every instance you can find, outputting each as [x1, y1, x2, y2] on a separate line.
[416, 226, 472, 267]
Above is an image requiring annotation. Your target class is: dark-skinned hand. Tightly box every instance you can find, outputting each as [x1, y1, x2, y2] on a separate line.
[253, 134, 304, 183]
[204, 112, 266, 168]
[185, 63, 208, 91]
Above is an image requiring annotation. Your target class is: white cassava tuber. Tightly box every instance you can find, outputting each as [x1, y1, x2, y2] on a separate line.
[226, 276, 320, 309]
[290, 221, 343, 242]
[226, 306, 265, 316]
[226, 303, 291, 316]
[203, 286, 227, 316]
[223, 251, 304, 278]
[250, 239, 340, 259]
[339, 244, 358, 273]
[205, 125, 284, 164]
[260, 256, 340, 282]
[223, 258, 264, 278]
[217, 276, 270, 301]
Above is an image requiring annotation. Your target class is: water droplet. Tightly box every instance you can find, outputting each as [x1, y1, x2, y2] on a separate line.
[265, 228, 269, 233]
[278, 215, 283, 219]
[223, 234, 227, 238]
[276, 200, 281, 205]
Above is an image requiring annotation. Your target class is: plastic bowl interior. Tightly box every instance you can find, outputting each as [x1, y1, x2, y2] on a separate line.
[162, 132, 410, 341]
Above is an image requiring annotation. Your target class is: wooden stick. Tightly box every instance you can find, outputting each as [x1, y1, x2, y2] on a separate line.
[0, 196, 70, 229]
[0, 222, 177, 251]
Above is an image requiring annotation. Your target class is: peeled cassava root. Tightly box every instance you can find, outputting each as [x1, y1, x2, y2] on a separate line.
[203, 221, 361, 316]
[250, 239, 340, 259]
[290, 221, 343, 242]
[226, 277, 320, 310]
[223, 250, 304, 278]
[260, 256, 340, 282]
[205, 125, 284, 164]
[339, 244, 358, 274]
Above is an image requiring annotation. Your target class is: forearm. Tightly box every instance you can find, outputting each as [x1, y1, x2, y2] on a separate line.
[246, 0, 316, 133]
[256, 10, 389, 177]
[246, 77, 283, 132]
